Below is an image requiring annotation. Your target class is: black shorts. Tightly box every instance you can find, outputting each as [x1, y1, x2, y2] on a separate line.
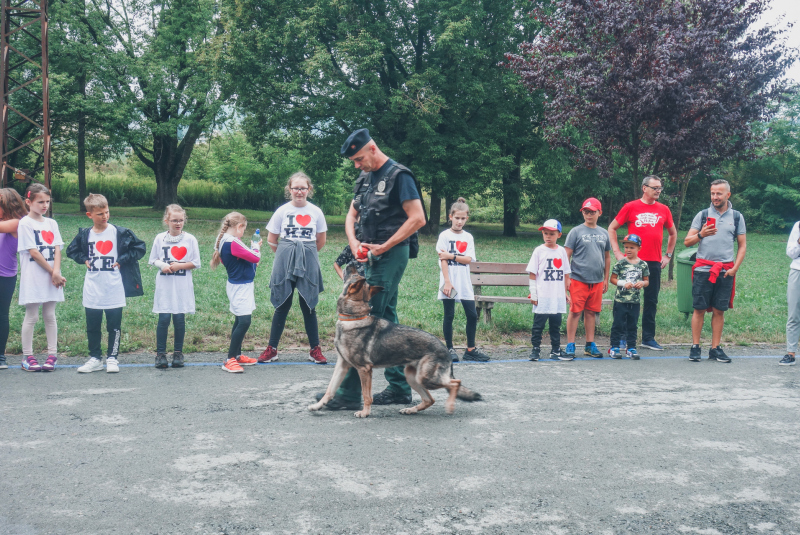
[692, 270, 734, 311]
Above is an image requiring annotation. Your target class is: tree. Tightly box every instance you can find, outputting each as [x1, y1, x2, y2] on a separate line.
[222, 0, 542, 235]
[506, 0, 797, 232]
[55, 0, 227, 209]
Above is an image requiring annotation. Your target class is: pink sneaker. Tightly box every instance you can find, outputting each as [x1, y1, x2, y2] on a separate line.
[21, 355, 42, 372]
[41, 354, 58, 372]
[308, 346, 327, 364]
[258, 346, 278, 363]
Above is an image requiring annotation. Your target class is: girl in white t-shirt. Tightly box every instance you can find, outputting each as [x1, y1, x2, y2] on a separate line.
[149, 204, 201, 369]
[260, 172, 328, 365]
[437, 198, 490, 362]
[17, 184, 66, 372]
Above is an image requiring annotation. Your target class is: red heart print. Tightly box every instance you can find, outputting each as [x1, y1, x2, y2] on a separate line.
[95, 241, 113, 255]
[553, 258, 562, 268]
[456, 241, 467, 253]
[171, 246, 187, 260]
[296, 214, 311, 227]
[41, 230, 54, 245]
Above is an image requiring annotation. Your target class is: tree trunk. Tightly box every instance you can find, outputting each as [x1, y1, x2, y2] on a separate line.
[78, 71, 87, 213]
[444, 196, 454, 223]
[426, 190, 441, 235]
[154, 171, 179, 210]
[668, 177, 691, 281]
[502, 152, 522, 237]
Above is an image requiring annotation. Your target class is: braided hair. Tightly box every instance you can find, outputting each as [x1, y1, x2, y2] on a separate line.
[210, 212, 247, 270]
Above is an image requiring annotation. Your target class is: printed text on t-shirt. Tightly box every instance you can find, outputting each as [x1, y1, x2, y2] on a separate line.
[445, 240, 467, 266]
[87, 241, 116, 271]
[542, 258, 565, 281]
[283, 215, 313, 239]
[28, 230, 56, 261]
[158, 246, 187, 276]
[634, 213, 663, 227]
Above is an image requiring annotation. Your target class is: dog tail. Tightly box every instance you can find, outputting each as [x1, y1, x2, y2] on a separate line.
[450, 363, 482, 401]
[456, 385, 482, 402]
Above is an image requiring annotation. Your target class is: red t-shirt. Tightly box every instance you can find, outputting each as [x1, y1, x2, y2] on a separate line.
[614, 200, 674, 262]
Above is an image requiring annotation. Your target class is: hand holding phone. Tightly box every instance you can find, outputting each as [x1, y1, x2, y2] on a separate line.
[706, 217, 716, 229]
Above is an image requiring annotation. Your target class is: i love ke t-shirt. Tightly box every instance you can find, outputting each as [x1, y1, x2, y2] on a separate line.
[148, 231, 201, 314]
[266, 202, 327, 242]
[83, 224, 126, 309]
[436, 229, 476, 301]
[17, 215, 65, 305]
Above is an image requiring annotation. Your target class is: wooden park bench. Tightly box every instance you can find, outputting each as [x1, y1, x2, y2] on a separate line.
[471, 262, 612, 323]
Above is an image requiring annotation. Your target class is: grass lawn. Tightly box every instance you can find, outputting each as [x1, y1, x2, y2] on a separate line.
[9, 209, 790, 357]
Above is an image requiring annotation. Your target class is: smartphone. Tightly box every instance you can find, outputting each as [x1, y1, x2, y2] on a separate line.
[706, 217, 716, 229]
[440, 285, 458, 299]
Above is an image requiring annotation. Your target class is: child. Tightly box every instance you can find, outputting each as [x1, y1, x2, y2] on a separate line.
[0, 188, 27, 370]
[608, 234, 650, 360]
[17, 184, 66, 371]
[437, 198, 489, 362]
[259, 172, 328, 365]
[564, 197, 611, 359]
[149, 204, 201, 369]
[210, 211, 261, 373]
[67, 193, 146, 373]
[334, 244, 365, 281]
[526, 219, 571, 361]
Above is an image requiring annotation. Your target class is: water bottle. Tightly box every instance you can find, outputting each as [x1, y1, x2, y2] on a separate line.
[251, 229, 261, 252]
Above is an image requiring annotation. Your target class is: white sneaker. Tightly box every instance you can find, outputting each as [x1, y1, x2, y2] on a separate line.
[77, 357, 104, 373]
[106, 357, 120, 373]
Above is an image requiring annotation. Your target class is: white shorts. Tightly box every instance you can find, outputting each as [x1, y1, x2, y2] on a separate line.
[226, 281, 256, 316]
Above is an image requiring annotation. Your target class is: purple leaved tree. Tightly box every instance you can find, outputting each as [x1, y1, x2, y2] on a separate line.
[506, 0, 796, 263]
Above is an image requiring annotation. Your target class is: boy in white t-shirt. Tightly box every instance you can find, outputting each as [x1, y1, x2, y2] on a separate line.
[66, 194, 146, 373]
[526, 219, 571, 361]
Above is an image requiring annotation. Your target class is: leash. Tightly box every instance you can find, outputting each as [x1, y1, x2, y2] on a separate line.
[338, 313, 370, 321]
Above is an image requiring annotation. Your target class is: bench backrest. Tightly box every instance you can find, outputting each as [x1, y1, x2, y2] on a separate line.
[470, 263, 529, 287]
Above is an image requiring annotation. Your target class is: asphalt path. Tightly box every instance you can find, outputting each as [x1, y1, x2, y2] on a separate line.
[1, 346, 798, 535]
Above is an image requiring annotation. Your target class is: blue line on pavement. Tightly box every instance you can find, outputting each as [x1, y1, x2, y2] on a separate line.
[4, 354, 785, 371]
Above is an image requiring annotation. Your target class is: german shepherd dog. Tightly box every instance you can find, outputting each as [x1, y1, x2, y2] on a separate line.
[309, 265, 482, 418]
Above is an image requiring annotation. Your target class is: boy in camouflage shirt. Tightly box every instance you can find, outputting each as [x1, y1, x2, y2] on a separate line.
[608, 234, 650, 359]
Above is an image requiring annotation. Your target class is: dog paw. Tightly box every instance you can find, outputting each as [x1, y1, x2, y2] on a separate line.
[354, 410, 370, 418]
[399, 407, 418, 415]
[445, 402, 455, 414]
[308, 402, 323, 411]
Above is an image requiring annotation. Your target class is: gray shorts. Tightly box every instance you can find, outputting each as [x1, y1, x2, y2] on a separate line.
[692, 270, 734, 311]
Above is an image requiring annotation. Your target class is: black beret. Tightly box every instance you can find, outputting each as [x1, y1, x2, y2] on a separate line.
[340, 128, 371, 157]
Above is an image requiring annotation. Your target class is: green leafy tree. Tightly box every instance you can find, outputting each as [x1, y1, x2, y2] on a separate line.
[53, 0, 228, 209]
[222, 0, 542, 235]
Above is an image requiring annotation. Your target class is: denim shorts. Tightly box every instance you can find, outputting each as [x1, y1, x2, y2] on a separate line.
[692, 270, 734, 311]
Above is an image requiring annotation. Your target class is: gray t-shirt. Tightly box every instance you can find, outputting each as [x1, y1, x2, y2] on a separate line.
[690, 202, 746, 272]
[564, 224, 611, 283]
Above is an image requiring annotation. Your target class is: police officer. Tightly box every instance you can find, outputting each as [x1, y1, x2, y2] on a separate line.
[317, 129, 426, 410]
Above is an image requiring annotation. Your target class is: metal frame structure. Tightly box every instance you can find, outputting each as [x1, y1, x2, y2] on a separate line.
[0, 0, 49, 189]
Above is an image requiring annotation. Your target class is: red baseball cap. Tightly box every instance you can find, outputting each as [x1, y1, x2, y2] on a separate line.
[580, 197, 602, 212]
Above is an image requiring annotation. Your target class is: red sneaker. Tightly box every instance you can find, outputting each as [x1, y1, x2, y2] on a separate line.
[308, 346, 327, 364]
[258, 346, 278, 363]
[222, 357, 243, 373]
[236, 355, 258, 366]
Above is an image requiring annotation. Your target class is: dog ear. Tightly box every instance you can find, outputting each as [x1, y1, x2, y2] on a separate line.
[368, 285, 383, 300]
[346, 264, 358, 276]
[346, 279, 366, 295]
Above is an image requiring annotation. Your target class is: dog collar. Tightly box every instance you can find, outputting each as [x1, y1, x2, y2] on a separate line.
[338, 314, 370, 321]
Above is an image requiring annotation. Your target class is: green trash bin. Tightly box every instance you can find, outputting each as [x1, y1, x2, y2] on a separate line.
[676, 247, 698, 314]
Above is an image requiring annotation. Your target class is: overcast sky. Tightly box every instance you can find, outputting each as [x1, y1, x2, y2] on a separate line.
[760, 0, 799, 84]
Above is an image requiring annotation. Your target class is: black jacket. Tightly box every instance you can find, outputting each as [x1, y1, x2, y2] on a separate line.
[66, 225, 147, 298]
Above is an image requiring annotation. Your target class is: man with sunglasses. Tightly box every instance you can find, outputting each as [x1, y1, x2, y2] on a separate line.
[608, 175, 677, 351]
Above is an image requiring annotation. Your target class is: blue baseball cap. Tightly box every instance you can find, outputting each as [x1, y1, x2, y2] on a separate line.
[622, 234, 642, 247]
